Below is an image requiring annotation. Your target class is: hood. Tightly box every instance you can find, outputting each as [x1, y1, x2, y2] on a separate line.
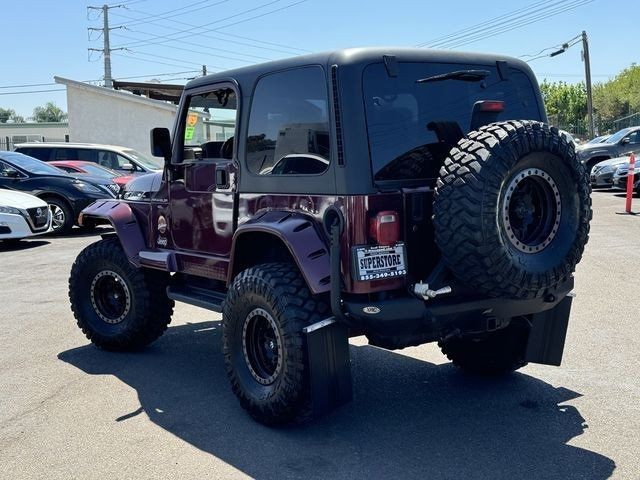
[0, 189, 48, 209]
[592, 156, 630, 169]
[121, 172, 162, 201]
[577, 142, 616, 155]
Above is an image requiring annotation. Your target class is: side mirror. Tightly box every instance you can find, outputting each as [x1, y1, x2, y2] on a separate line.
[621, 137, 630, 144]
[150, 127, 172, 165]
[121, 163, 135, 172]
[4, 168, 20, 178]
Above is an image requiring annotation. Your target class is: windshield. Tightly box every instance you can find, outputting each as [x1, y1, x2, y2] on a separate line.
[122, 149, 163, 170]
[79, 163, 121, 178]
[2, 152, 67, 175]
[363, 62, 541, 181]
[605, 128, 632, 144]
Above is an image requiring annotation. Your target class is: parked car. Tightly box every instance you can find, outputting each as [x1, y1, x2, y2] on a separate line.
[69, 47, 591, 426]
[0, 151, 117, 234]
[577, 126, 640, 171]
[14, 142, 163, 175]
[590, 156, 631, 188]
[612, 161, 640, 194]
[50, 160, 134, 188]
[0, 190, 52, 243]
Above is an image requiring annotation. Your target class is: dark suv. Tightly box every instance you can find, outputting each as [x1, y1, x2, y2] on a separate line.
[68, 48, 591, 425]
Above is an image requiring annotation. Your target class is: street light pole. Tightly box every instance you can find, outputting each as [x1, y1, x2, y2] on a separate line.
[582, 30, 595, 137]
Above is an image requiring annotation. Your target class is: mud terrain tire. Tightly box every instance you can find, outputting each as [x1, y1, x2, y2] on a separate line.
[69, 237, 174, 350]
[433, 120, 591, 299]
[222, 263, 329, 426]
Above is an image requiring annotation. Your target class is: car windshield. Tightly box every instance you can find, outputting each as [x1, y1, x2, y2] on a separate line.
[605, 128, 632, 144]
[363, 62, 541, 182]
[78, 163, 121, 178]
[121, 149, 163, 170]
[2, 152, 67, 175]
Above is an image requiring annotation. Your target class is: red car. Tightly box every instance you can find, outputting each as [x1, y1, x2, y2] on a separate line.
[49, 160, 133, 188]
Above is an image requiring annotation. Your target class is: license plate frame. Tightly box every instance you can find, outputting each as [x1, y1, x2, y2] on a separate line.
[352, 242, 407, 281]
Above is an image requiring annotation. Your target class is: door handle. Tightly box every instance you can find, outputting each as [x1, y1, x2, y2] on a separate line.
[216, 168, 229, 189]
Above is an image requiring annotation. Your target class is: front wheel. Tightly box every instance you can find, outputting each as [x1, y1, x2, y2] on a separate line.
[43, 197, 74, 235]
[68, 237, 174, 350]
[222, 263, 329, 425]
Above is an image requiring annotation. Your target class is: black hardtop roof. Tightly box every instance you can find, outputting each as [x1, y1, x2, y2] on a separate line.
[185, 47, 535, 90]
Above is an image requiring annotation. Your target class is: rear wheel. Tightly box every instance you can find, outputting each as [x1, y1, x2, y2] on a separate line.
[439, 318, 530, 375]
[222, 263, 328, 425]
[69, 237, 174, 350]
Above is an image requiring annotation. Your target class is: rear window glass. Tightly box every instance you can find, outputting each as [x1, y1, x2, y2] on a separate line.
[363, 62, 541, 181]
[246, 66, 331, 175]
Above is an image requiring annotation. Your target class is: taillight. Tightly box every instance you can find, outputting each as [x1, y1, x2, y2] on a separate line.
[477, 100, 505, 112]
[369, 210, 400, 246]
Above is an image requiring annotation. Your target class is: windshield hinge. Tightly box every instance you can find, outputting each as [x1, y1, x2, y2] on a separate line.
[383, 55, 398, 78]
[496, 60, 510, 81]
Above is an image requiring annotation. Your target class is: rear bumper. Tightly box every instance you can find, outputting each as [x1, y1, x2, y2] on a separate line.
[340, 277, 574, 338]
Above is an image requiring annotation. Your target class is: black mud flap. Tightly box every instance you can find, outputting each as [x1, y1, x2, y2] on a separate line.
[303, 318, 353, 418]
[525, 294, 573, 366]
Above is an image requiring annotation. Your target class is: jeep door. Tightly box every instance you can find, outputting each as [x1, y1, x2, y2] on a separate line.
[168, 84, 238, 262]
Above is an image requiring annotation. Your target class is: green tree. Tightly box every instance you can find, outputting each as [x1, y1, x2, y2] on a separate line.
[593, 64, 640, 122]
[32, 102, 67, 122]
[539, 80, 587, 130]
[0, 107, 24, 123]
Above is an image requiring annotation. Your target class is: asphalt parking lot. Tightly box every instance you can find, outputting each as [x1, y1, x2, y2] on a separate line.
[0, 191, 638, 480]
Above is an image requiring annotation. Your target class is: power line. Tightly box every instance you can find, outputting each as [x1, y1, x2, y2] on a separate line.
[111, 0, 226, 28]
[110, 10, 305, 56]
[0, 88, 66, 96]
[416, 0, 593, 50]
[111, 0, 306, 50]
[112, 52, 214, 71]
[417, 0, 557, 47]
[122, 50, 226, 70]
[438, 1, 593, 50]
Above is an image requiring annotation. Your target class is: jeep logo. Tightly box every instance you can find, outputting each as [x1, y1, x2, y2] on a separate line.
[362, 306, 381, 314]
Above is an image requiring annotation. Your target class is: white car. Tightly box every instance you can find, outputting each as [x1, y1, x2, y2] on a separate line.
[0, 190, 52, 241]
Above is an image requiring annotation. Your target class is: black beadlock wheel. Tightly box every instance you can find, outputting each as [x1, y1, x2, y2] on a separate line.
[433, 120, 592, 299]
[222, 263, 329, 426]
[68, 237, 174, 350]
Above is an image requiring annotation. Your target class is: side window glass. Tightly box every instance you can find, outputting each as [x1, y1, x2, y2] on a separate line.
[247, 66, 331, 175]
[54, 148, 79, 160]
[97, 151, 122, 170]
[76, 149, 95, 162]
[0, 161, 9, 176]
[180, 88, 237, 161]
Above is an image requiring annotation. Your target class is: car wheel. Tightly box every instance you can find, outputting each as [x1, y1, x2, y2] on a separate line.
[222, 262, 329, 425]
[68, 237, 174, 350]
[43, 197, 74, 235]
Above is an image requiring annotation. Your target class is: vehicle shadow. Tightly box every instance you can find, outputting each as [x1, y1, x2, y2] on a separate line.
[0, 239, 49, 251]
[59, 321, 616, 480]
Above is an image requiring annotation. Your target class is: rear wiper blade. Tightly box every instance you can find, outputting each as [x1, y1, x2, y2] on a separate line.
[416, 69, 491, 84]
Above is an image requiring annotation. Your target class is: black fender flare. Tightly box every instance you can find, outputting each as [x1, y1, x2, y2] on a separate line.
[81, 200, 146, 267]
[229, 211, 331, 295]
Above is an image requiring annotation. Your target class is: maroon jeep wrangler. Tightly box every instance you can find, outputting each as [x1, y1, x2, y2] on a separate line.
[68, 48, 591, 425]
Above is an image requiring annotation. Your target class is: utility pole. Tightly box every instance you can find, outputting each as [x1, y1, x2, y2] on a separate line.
[582, 30, 595, 137]
[88, 4, 124, 88]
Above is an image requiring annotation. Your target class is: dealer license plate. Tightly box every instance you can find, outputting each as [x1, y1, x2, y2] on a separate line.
[353, 243, 407, 281]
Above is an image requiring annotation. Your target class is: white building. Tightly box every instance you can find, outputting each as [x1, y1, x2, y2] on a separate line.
[54, 77, 179, 156]
[0, 122, 69, 151]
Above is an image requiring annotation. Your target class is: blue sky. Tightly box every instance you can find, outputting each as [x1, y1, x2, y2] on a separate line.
[1, 0, 634, 118]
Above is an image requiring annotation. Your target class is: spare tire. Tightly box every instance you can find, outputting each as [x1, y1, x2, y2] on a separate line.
[433, 120, 591, 299]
